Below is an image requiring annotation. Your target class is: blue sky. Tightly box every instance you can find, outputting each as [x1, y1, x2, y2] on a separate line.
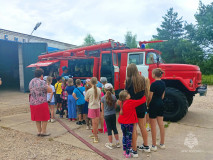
[0, 0, 211, 45]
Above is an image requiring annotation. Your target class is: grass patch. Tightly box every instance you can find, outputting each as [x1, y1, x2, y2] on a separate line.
[164, 121, 170, 128]
[164, 123, 169, 128]
[202, 75, 213, 85]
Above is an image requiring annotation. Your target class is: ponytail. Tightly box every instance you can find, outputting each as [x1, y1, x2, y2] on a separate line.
[152, 68, 164, 78]
[93, 85, 98, 99]
[91, 77, 98, 99]
[105, 88, 114, 107]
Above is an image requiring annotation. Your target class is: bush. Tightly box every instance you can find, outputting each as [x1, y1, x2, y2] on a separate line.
[202, 75, 213, 85]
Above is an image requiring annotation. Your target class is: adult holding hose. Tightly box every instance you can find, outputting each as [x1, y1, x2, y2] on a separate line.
[125, 64, 150, 157]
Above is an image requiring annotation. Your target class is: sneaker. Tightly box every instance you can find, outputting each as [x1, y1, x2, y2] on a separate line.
[72, 119, 77, 122]
[159, 144, 166, 149]
[40, 133, 51, 137]
[115, 142, 121, 148]
[48, 119, 51, 122]
[130, 150, 138, 158]
[98, 129, 103, 133]
[56, 110, 60, 114]
[129, 148, 134, 154]
[146, 127, 151, 132]
[123, 151, 126, 156]
[51, 119, 56, 123]
[82, 120, 86, 124]
[93, 137, 99, 143]
[105, 143, 114, 149]
[150, 145, 157, 152]
[89, 125, 92, 130]
[125, 154, 131, 158]
[137, 144, 151, 152]
[86, 126, 90, 130]
[76, 121, 82, 125]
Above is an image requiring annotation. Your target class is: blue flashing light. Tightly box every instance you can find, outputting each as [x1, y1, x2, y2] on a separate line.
[140, 43, 145, 49]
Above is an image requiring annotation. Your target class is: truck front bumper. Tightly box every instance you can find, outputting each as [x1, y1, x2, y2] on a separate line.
[197, 84, 207, 96]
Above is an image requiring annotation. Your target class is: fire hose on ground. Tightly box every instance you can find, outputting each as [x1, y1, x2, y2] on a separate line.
[55, 117, 113, 160]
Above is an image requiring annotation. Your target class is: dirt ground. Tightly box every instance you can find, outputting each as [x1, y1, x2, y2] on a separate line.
[0, 86, 213, 160]
[0, 127, 103, 160]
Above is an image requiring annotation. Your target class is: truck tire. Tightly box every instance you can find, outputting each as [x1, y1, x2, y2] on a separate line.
[186, 95, 193, 107]
[163, 87, 188, 122]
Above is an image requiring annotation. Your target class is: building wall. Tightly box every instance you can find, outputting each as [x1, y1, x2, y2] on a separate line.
[0, 29, 76, 50]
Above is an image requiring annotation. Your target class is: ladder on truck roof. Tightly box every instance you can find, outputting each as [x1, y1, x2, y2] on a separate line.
[38, 39, 127, 60]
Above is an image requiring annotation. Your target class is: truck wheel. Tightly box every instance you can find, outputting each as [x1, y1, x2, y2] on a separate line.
[186, 95, 193, 107]
[163, 87, 188, 122]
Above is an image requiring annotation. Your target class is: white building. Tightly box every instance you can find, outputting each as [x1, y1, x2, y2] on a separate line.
[0, 28, 76, 51]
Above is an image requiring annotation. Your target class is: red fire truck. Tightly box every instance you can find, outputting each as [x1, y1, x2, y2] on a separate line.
[28, 39, 207, 122]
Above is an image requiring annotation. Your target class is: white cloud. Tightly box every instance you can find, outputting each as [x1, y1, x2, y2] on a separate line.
[0, 0, 211, 46]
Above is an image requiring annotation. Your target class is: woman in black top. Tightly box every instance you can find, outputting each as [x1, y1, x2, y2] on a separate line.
[125, 64, 150, 156]
[147, 68, 166, 151]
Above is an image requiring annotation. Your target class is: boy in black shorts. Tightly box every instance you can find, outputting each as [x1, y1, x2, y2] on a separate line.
[55, 76, 62, 114]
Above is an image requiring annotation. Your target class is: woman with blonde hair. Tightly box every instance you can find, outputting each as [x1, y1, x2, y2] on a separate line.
[125, 64, 150, 157]
[85, 77, 101, 143]
[66, 78, 76, 121]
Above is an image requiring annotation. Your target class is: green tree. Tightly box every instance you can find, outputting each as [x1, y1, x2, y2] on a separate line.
[153, 8, 184, 40]
[150, 8, 185, 63]
[186, 1, 213, 53]
[149, 8, 204, 66]
[124, 31, 137, 48]
[83, 34, 96, 46]
[184, 1, 213, 74]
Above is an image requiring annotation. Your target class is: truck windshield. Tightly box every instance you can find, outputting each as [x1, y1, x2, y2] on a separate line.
[146, 52, 163, 64]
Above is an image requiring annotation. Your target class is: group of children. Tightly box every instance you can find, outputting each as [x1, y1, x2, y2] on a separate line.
[43, 67, 166, 158]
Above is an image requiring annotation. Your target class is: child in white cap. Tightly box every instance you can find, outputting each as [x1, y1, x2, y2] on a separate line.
[101, 83, 120, 149]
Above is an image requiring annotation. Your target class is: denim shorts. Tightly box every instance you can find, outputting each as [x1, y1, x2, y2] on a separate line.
[48, 102, 55, 105]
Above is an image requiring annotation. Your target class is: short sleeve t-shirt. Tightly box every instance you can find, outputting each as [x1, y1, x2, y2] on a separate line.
[55, 82, 62, 95]
[73, 87, 85, 105]
[85, 87, 101, 109]
[150, 80, 166, 99]
[101, 95, 117, 116]
[47, 85, 55, 103]
[66, 86, 75, 95]
[29, 78, 48, 105]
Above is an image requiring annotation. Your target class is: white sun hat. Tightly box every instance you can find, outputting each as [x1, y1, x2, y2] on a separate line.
[104, 83, 113, 90]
